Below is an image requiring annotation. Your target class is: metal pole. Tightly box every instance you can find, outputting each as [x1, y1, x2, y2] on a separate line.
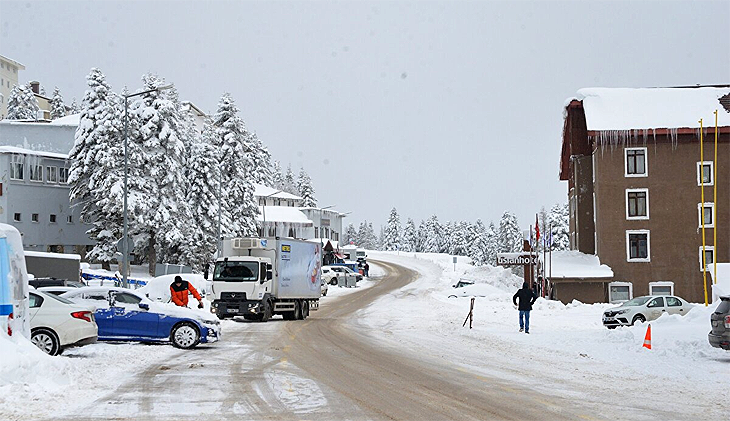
[217, 162, 222, 257]
[122, 96, 129, 289]
[713, 110, 718, 286]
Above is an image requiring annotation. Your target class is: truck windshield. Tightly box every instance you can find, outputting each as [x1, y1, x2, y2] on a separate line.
[214, 261, 259, 282]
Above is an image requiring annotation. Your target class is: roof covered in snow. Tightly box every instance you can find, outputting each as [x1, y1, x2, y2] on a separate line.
[256, 206, 312, 224]
[25, 251, 81, 261]
[570, 87, 730, 131]
[0, 145, 68, 160]
[254, 184, 302, 200]
[540, 250, 613, 279]
[49, 113, 81, 126]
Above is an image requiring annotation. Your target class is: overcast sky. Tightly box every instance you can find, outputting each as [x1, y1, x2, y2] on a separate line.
[2, 1, 729, 231]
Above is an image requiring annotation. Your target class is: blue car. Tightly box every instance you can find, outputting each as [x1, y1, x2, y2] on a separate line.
[61, 287, 220, 349]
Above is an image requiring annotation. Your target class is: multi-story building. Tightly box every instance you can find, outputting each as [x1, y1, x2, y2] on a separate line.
[0, 55, 25, 119]
[560, 86, 729, 303]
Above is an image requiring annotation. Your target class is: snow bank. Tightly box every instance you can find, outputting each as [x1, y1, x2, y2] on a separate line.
[710, 263, 730, 300]
[541, 250, 613, 278]
[0, 335, 70, 396]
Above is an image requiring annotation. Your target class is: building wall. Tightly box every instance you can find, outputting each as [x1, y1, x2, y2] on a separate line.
[553, 280, 609, 304]
[593, 132, 730, 302]
[0, 57, 22, 119]
[299, 208, 344, 243]
[0, 121, 76, 153]
[0, 153, 93, 253]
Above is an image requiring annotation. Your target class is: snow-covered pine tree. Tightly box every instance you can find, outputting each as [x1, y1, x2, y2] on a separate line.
[344, 224, 358, 245]
[357, 222, 371, 249]
[49, 87, 66, 119]
[468, 219, 488, 265]
[442, 221, 456, 254]
[68, 68, 123, 270]
[39, 85, 47, 96]
[451, 221, 473, 257]
[211, 92, 259, 238]
[247, 132, 273, 186]
[296, 168, 317, 207]
[420, 215, 442, 253]
[366, 222, 378, 249]
[382, 208, 401, 251]
[70, 98, 81, 114]
[271, 161, 284, 190]
[129, 75, 192, 275]
[7, 84, 39, 120]
[416, 220, 426, 252]
[402, 218, 417, 252]
[485, 221, 498, 265]
[377, 225, 386, 251]
[283, 165, 297, 195]
[549, 203, 570, 251]
[497, 211, 523, 253]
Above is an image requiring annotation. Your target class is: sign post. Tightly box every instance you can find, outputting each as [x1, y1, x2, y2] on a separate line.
[453, 256, 457, 271]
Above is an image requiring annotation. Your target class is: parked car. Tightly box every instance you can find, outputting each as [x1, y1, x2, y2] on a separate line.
[61, 287, 220, 349]
[708, 295, 730, 350]
[321, 278, 329, 297]
[453, 279, 475, 288]
[29, 290, 98, 355]
[323, 265, 362, 285]
[37, 286, 78, 296]
[602, 295, 692, 328]
[29, 277, 85, 289]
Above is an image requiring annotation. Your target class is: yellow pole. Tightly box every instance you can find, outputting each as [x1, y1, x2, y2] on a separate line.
[713, 110, 718, 285]
[699, 118, 708, 307]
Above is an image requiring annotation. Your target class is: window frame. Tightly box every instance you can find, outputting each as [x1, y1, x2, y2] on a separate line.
[50, 214, 57, 224]
[697, 161, 714, 186]
[698, 246, 714, 271]
[9, 156, 24, 181]
[608, 281, 633, 303]
[46, 166, 58, 183]
[697, 202, 715, 228]
[29, 163, 43, 182]
[66, 215, 73, 224]
[624, 147, 648, 178]
[626, 230, 651, 262]
[647, 297, 665, 308]
[58, 167, 69, 184]
[625, 188, 649, 220]
[649, 281, 674, 296]
[31, 213, 39, 223]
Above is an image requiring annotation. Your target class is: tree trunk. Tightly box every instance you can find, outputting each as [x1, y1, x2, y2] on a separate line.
[148, 233, 156, 276]
[101, 261, 111, 271]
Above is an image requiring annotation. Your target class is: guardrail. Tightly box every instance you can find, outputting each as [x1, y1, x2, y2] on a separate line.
[81, 272, 147, 287]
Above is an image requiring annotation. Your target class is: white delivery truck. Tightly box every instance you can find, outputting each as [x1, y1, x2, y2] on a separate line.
[0, 224, 30, 339]
[210, 238, 322, 322]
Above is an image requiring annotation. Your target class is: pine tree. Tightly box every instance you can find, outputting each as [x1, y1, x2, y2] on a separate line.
[469, 219, 488, 265]
[402, 218, 417, 252]
[49, 87, 66, 119]
[7, 84, 39, 120]
[248, 132, 273, 186]
[283, 165, 296, 195]
[416, 220, 426, 252]
[497, 211, 523, 253]
[211, 92, 259, 238]
[442, 221, 456, 254]
[549, 203, 570, 251]
[421, 215, 442, 253]
[383, 208, 401, 251]
[271, 161, 284, 190]
[296, 168, 317, 207]
[70, 98, 81, 114]
[485, 221, 498, 265]
[344, 224, 358, 245]
[451, 221, 473, 257]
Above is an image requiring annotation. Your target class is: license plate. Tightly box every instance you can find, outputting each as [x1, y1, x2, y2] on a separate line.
[227, 308, 239, 313]
[603, 317, 613, 322]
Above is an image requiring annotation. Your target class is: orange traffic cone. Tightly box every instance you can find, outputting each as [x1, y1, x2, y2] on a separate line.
[642, 324, 652, 350]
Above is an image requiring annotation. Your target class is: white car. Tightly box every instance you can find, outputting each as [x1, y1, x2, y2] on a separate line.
[37, 286, 78, 296]
[322, 265, 361, 286]
[29, 290, 98, 355]
[602, 295, 693, 328]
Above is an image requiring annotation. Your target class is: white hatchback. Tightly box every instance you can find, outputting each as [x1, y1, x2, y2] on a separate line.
[602, 295, 693, 328]
[29, 290, 98, 355]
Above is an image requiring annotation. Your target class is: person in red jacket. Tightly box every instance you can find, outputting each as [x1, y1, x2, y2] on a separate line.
[170, 276, 204, 308]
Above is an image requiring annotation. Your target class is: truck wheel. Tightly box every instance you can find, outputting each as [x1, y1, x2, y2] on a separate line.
[301, 300, 310, 319]
[293, 300, 301, 320]
[260, 301, 272, 322]
[171, 322, 200, 349]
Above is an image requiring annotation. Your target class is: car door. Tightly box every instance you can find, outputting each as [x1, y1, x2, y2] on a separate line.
[645, 297, 666, 320]
[77, 291, 115, 338]
[111, 292, 160, 339]
[666, 296, 686, 315]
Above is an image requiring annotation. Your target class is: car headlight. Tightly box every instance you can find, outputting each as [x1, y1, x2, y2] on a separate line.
[615, 309, 629, 315]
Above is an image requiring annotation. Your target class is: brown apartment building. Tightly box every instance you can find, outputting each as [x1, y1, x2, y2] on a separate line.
[559, 86, 729, 303]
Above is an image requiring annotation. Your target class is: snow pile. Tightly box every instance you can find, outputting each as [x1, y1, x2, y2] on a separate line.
[710, 263, 730, 300]
[137, 273, 211, 302]
[0, 335, 71, 404]
[541, 250, 613, 279]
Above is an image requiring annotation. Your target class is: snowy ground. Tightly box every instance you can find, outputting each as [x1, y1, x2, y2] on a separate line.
[360, 252, 730, 420]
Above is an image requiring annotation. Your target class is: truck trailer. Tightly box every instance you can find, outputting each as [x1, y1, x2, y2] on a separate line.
[210, 238, 321, 322]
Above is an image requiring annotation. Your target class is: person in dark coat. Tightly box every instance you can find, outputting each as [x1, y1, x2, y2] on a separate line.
[364, 262, 370, 277]
[513, 281, 537, 333]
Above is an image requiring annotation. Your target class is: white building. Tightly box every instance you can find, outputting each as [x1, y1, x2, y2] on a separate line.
[0, 55, 25, 119]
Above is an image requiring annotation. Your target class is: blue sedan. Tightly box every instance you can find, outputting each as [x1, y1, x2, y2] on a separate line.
[61, 287, 220, 349]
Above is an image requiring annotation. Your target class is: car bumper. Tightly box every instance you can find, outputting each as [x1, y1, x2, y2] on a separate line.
[602, 316, 631, 328]
[708, 332, 730, 350]
[200, 323, 221, 344]
[67, 335, 98, 348]
[212, 299, 263, 316]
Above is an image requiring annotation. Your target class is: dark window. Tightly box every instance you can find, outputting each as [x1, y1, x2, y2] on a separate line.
[699, 163, 712, 184]
[50, 214, 57, 223]
[67, 215, 73, 224]
[629, 233, 648, 259]
[31, 213, 39, 223]
[114, 292, 142, 304]
[10, 160, 24, 180]
[627, 191, 647, 217]
[29, 293, 44, 308]
[30, 164, 43, 182]
[666, 297, 682, 307]
[647, 297, 664, 308]
[59, 168, 69, 184]
[626, 149, 646, 175]
[699, 205, 713, 226]
[13, 213, 21, 222]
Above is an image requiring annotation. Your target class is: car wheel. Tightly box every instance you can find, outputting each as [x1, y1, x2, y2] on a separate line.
[31, 328, 60, 356]
[332, 277, 339, 286]
[607, 326, 617, 330]
[171, 322, 200, 349]
[301, 300, 310, 319]
[632, 314, 646, 325]
[322, 290, 327, 297]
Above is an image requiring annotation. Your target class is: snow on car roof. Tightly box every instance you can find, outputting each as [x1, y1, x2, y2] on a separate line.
[569, 87, 730, 131]
[539, 250, 614, 279]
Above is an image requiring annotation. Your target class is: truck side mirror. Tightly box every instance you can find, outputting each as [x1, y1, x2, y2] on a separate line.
[267, 271, 273, 281]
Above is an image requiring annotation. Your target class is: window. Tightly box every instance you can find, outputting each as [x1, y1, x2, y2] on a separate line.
[697, 161, 714, 186]
[626, 189, 649, 220]
[608, 282, 633, 303]
[114, 292, 142, 304]
[46, 166, 58, 183]
[13, 213, 21, 222]
[699, 246, 714, 271]
[647, 297, 664, 308]
[29, 293, 44, 308]
[67, 215, 73, 224]
[698, 203, 715, 228]
[315, 227, 319, 238]
[666, 297, 682, 307]
[10, 155, 24, 180]
[30, 164, 42, 182]
[649, 281, 674, 296]
[31, 213, 39, 223]
[626, 230, 650, 262]
[624, 147, 647, 177]
[50, 214, 57, 223]
[59, 167, 69, 184]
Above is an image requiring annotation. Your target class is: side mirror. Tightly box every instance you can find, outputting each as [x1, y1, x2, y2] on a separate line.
[267, 271, 273, 281]
[139, 302, 150, 310]
[108, 291, 117, 307]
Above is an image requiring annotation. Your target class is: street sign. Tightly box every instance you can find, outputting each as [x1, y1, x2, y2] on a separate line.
[496, 253, 538, 266]
[116, 237, 134, 253]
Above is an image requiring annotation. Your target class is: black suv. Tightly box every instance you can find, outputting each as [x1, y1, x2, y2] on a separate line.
[709, 295, 730, 350]
[28, 277, 85, 289]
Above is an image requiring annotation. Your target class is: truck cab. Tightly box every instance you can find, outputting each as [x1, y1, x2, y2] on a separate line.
[211, 256, 273, 319]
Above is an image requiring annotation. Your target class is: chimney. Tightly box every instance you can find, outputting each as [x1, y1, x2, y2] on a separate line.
[30, 81, 40, 94]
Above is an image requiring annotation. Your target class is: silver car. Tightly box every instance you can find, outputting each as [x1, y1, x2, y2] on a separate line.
[602, 295, 692, 328]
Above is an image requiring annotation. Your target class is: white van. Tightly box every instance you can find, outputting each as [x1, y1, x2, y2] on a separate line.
[0, 224, 30, 339]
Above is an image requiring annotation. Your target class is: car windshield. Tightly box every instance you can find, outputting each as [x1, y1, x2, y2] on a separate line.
[214, 261, 259, 281]
[66, 281, 85, 288]
[622, 297, 651, 306]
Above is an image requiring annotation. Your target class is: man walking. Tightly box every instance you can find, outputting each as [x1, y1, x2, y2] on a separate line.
[513, 281, 537, 333]
[170, 275, 204, 309]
